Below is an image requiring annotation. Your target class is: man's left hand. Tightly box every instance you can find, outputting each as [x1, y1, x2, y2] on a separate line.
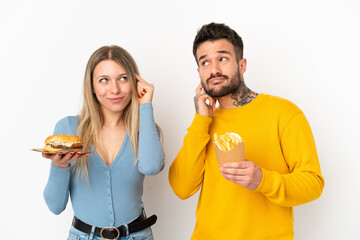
[220, 160, 263, 190]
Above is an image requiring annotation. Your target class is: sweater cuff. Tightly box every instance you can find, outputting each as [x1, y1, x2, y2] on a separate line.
[139, 103, 152, 112]
[188, 113, 213, 133]
[255, 167, 278, 194]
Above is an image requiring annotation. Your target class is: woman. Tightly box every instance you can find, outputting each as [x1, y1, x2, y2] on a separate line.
[43, 45, 165, 240]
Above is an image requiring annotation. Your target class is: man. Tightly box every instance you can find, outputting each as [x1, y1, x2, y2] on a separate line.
[168, 22, 324, 240]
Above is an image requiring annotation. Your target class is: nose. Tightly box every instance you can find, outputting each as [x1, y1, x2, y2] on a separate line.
[210, 61, 221, 76]
[109, 80, 120, 94]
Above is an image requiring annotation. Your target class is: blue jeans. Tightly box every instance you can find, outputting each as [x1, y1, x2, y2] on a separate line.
[67, 225, 154, 240]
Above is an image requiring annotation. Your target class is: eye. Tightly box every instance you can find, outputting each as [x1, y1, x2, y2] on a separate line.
[120, 76, 128, 81]
[99, 78, 108, 83]
[220, 57, 227, 62]
[201, 61, 209, 66]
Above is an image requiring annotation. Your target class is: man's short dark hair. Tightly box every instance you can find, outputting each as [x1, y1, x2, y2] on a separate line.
[193, 22, 244, 64]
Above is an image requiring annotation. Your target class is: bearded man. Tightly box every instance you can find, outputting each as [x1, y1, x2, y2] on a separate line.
[168, 22, 324, 240]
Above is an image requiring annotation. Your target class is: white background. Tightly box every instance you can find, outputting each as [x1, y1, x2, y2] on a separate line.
[1, 0, 359, 239]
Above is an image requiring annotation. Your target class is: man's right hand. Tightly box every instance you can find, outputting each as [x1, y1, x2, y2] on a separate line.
[194, 83, 216, 117]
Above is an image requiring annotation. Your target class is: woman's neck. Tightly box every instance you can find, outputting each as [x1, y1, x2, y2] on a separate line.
[101, 109, 125, 129]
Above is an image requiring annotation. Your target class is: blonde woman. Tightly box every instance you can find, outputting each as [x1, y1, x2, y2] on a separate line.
[43, 45, 165, 240]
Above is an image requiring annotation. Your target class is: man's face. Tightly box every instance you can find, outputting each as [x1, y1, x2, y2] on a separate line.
[196, 39, 246, 98]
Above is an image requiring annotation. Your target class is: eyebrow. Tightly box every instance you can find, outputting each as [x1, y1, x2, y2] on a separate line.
[95, 73, 127, 79]
[198, 50, 232, 62]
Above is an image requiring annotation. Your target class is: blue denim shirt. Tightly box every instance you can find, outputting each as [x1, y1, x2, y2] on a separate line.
[43, 103, 165, 227]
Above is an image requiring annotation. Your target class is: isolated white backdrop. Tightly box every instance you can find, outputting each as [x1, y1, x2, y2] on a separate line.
[1, 0, 359, 239]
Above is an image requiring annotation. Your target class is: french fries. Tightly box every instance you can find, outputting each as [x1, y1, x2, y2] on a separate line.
[213, 132, 243, 151]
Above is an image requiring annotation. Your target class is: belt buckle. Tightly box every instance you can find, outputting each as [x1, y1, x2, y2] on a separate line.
[100, 226, 120, 240]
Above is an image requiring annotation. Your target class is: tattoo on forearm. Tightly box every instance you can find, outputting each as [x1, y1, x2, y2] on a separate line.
[194, 96, 199, 113]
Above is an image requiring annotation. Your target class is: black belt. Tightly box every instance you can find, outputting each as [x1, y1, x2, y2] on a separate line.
[72, 211, 157, 239]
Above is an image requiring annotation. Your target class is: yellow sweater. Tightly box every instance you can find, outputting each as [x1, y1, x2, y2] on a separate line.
[169, 94, 324, 240]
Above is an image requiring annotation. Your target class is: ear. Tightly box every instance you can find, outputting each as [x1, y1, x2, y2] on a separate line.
[197, 67, 201, 79]
[239, 58, 247, 75]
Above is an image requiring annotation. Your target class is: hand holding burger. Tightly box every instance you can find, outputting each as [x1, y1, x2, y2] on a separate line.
[42, 135, 88, 168]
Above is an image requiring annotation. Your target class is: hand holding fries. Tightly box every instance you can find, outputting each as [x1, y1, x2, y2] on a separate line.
[220, 161, 263, 190]
[213, 132, 262, 190]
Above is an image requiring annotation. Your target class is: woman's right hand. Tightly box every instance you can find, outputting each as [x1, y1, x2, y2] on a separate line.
[42, 152, 89, 168]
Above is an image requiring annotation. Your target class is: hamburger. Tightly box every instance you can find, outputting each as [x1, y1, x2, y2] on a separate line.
[43, 134, 84, 152]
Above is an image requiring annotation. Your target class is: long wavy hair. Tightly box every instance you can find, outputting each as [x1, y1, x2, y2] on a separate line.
[74, 45, 140, 179]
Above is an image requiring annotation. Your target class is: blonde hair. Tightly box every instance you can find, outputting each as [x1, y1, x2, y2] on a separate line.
[74, 45, 140, 179]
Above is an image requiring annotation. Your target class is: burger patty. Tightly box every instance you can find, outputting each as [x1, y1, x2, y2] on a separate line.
[50, 144, 83, 149]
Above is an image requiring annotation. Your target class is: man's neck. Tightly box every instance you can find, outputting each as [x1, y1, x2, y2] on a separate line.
[218, 82, 258, 110]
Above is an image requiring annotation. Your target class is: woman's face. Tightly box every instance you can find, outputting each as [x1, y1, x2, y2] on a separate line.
[92, 60, 132, 115]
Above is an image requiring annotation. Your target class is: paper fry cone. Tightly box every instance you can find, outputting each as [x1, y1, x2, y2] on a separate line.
[214, 141, 245, 168]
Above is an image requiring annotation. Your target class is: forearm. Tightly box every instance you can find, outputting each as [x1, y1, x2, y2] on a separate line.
[256, 113, 325, 207]
[137, 103, 165, 175]
[256, 168, 324, 207]
[43, 163, 71, 215]
[169, 114, 212, 199]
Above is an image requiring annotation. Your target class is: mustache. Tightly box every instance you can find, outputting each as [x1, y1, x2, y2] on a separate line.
[206, 73, 229, 83]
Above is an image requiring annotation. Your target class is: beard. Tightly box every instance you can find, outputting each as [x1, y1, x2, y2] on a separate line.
[202, 71, 241, 98]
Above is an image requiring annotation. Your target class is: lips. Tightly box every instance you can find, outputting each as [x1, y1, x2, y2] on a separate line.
[208, 77, 226, 84]
[207, 74, 228, 85]
[108, 97, 123, 103]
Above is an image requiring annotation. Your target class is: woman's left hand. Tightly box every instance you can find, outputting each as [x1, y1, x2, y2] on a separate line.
[136, 74, 154, 105]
